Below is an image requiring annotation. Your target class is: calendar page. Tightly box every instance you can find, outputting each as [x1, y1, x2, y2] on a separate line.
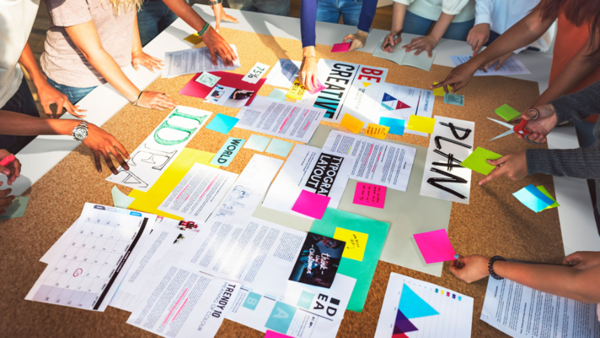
[26, 203, 156, 311]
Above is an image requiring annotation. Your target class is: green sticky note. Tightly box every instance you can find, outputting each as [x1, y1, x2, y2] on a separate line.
[495, 104, 521, 121]
[310, 208, 390, 312]
[461, 147, 502, 175]
[265, 139, 294, 157]
[267, 88, 287, 102]
[537, 185, 560, 210]
[0, 196, 29, 219]
[111, 185, 134, 209]
[244, 134, 271, 152]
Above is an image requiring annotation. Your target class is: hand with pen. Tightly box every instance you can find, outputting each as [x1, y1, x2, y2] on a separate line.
[382, 30, 402, 53]
[0, 150, 21, 215]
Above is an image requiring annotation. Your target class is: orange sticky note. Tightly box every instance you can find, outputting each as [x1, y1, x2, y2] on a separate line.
[407, 115, 436, 134]
[365, 123, 390, 140]
[341, 113, 364, 133]
[286, 79, 307, 100]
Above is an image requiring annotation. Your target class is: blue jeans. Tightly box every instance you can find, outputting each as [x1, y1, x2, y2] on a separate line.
[403, 10, 474, 41]
[45, 76, 96, 105]
[227, 0, 290, 16]
[316, 0, 363, 26]
[0, 77, 39, 154]
[138, 0, 179, 46]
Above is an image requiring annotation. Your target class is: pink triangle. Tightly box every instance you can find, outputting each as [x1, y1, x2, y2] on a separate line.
[396, 101, 411, 109]
[392, 334, 409, 338]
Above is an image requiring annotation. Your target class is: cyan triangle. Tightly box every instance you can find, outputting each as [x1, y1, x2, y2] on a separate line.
[380, 102, 394, 111]
[382, 93, 398, 102]
[399, 284, 439, 319]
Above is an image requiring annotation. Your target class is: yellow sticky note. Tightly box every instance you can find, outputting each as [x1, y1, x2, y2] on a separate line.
[365, 123, 390, 140]
[128, 148, 217, 218]
[341, 113, 364, 134]
[286, 79, 307, 100]
[537, 185, 560, 210]
[184, 33, 203, 45]
[407, 115, 436, 134]
[333, 227, 369, 262]
[433, 82, 450, 97]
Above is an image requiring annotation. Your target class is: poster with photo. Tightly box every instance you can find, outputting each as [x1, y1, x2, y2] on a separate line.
[206, 85, 255, 108]
[289, 233, 346, 288]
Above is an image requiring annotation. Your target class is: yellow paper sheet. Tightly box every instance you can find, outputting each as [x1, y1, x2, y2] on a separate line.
[365, 123, 390, 140]
[184, 33, 202, 45]
[128, 148, 217, 219]
[334, 227, 369, 262]
[341, 113, 364, 134]
[407, 115, 436, 134]
[286, 79, 307, 100]
[433, 82, 451, 97]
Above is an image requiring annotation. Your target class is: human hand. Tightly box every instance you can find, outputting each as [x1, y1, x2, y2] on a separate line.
[382, 31, 402, 52]
[343, 30, 368, 52]
[430, 62, 478, 94]
[211, 3, 238, 31]
[478, 151, 527, 185]
[135, 91, 178, 110]
[299, 53, 319, 92]
[201, 27, 237, 67]
[132, 50, 164, 72]
[403, 35, 438, 57]
[450, 255, 491, 283]
[515, 104, 558, 144]
[36, 81, 86, 118]
[466, 23, 490, 55]
[484, 52, 512, 71]
[83, 124, 130, 175]
[563, 251, 600, 270]
[0, 150, 21, 185]
[0, 183, 16, 215]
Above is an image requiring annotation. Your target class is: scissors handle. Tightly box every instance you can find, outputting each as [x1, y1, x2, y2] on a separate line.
[513, 119, 530, 136]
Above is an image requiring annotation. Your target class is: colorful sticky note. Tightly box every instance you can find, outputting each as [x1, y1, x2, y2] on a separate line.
[379, 117, 405, 135]
[266, 139, 294, 157]
[365, 123, 390, 140]
[265, 330, 294, 338]
[334, 227, 369, 261]
[111, 186, 134, 209]
[537, 185, 560, 210]
[244, 134, 271, 152]
[341, 113, 364, 134]
[184, 33, 202, 45]
[353, 182, 386, 209]
[291, 190, 330, 219]
[432, 82, 446, 97]
[286, 79, 307, 100]
[407, 115, 435, 134]
[195, 72, 220, 87]
[495, 104, 521, 121]
[443, 93, 464, 106]
[268, 88, 288, 102]
[460, 147, 502, 175]
[205, 114, 239, 135]
[0, 196, 29, 219]
[513, 184, 555, 212]
[331, 42, 351, 53]
[210, 137, 245, 167]
[413, 229, 456, 264]
[307, 80, 326, 95]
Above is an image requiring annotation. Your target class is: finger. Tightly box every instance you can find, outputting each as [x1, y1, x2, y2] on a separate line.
[495, 60, 505, 71]
[343, 34, 352, 43]
[474, 40, 483, 55]
[487, 156, 508, 167]
[110, 149, 126, 171]
[0, 164, 9, 176]
[42, 102, 56, 119]
[0, 188, 12, 198]
[93, 151, 102, 173]
[133, 62, 139, 71]
[427, 48, 432, 58]
[210, 49, 218, 66]
[479, 166, 507, 185]
[12, 159, 21, 179]
[102, 151, 118, 175]
[113, 140, 131, 162]
[0, 196, 16, 208]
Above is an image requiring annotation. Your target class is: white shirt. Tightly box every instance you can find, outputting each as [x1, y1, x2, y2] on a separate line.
[0, 0, 40, 107]
[474, 0, 555, 53]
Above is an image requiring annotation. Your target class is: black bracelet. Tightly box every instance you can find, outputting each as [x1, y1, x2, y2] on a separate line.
[489, 256, 506, 280]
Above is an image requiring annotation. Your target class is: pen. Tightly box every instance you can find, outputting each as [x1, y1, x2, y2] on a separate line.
[0, 154, 15, 167]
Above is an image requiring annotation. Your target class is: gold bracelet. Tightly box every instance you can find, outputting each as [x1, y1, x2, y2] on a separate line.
[303, 55, 317, 60]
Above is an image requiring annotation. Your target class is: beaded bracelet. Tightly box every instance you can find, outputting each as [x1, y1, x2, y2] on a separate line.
[198, 22, 210, 37]
[488, 256, 506, 280]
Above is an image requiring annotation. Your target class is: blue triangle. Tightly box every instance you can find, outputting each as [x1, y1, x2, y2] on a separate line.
[382, 93, 398, 102]
[398, 284, 439, 319]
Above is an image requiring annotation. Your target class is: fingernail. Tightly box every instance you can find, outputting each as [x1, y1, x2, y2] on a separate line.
[2, 169, 9, 175]
[454, 254, 459, 259]
[98, 168, 102, 173]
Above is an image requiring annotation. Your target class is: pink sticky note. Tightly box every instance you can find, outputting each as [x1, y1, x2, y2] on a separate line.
[331, 42, 351, 53]
[413, 229, 456, 264]
[266, 331, 294, 338]
[307, 80, 326, 95]
[292, 190, 330, 219]
[353, 182, 386, 209]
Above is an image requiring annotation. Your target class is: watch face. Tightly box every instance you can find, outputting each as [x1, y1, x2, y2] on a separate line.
[74, 127, 88, 141]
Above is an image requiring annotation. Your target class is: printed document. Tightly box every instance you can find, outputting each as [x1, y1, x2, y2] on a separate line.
[376, 82, 435, 137]
[265, 59, 301, 88]
[163, 45, 241, 78]
[450, 55, 530, 76]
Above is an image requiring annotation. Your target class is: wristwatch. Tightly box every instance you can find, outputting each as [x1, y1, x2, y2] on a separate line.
[209, 0, 222, 5]
[72, 121, 89, 141]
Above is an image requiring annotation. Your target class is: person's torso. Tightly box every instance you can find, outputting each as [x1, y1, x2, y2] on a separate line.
[407, 0, 476, 23]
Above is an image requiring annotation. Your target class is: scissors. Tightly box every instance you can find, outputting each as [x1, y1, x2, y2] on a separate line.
[488, 108, 543, 144]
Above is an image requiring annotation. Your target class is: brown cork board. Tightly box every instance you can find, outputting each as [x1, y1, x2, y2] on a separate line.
[0, 28, 563, 338]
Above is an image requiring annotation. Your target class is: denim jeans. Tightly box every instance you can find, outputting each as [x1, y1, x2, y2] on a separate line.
[138, 0, 179, 46]
[316, 0, 363, 26]
[227, 0, 290, 16]
[403, 10, 474, 41]
[45, 76, 96, 105]
[0, 77, 39, 154]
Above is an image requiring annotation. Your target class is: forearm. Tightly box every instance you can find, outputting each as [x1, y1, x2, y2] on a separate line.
[300, 0, 317, 47]
[85, 50, 140, 102]
[495, 260, 600, 303]
[429, 13, 454, 42]
[0, 111, 78, 136]
[132, 12, 143, 53]
[391, 3, 407, 34]
[161, 0, 206, 32]
[527, 147, 600, 179]
[357, 0, 377, 33]
[550, 81, 600, 122]
[18, 43, 47, 88]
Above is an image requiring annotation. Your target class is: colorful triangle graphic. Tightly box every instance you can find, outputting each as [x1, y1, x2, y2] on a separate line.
[399, 284, 440, 319]
[363, 82, 372, 88]
[382, 93, 397, 102]
[392, 333, 409, 338]
[395, 100, 411, 109]
[393, 310, 418, 334]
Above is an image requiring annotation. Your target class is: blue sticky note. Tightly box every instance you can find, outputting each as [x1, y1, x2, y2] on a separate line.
[268, 88, 288, 102]
[296, 291, 314, 309]
[210, 137, 246, 167]
[265, 139, 294, 157]
[205, 114, 239, 135]
[242, 292, 261, 310]
[244, 134, 271, 152]
[265, 302, 297, 333]
[0, 196, 29, 219]
[513, 184, 554, 212]
[379, 117, 405, 135]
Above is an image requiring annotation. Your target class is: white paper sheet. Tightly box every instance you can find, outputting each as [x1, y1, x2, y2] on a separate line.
[450, 55, 530, 76]
[208, 154, 283, 226]
[163, 45, 241, 78]
[481, 277, 600, 338]
[236, 96, 325, 143]
[322, 130, 416, 192]
[375, 273, 474, 338]
[242, 62, 270, 84]
[265, 59, 301, 88]
[106, 106, 212, 192]
[262, 144, 355, 218]
[419, 116, 474, 204]
[158, 163, 238, 223]
[227, 274, 356, 337]
[26, 203, 157, 311]
[127, 265, 240, 338]
[375, 82, 435, 137]
[341, 65, 389, 123]
[40, 217, 82, 264]
[180, 217, 307, 299]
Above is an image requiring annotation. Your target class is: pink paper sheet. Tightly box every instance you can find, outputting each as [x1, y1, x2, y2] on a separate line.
[413, 229, 456, 264]
[353, 182, 386, 209]
[179, 71, 266, 106]
[291, 190, 330, 219]
[331, 42, 351, 53]
[265, 330, 294, 338]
